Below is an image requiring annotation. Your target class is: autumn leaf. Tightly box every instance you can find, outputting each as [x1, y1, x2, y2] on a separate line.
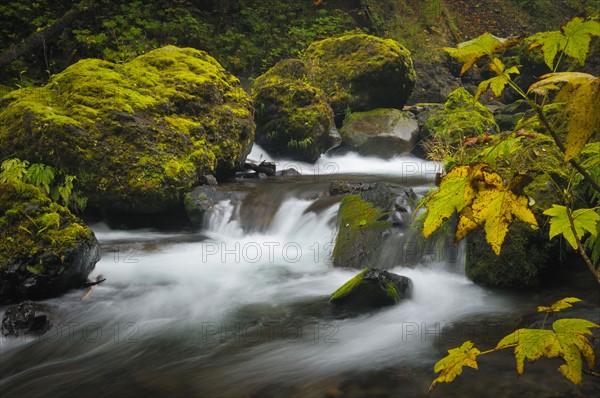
[423, 165, 537, 254]
[537, 297, 582, 314]
[528, 72, 595, 96]
[463, 170, 538, 254]
[528, 18, 600, 69]
[422, 165, 482, 238]
[528, 72, 600, 161]
[444, 33, 507, 76]
[429, 341, 481, 392]
[496, 318, 598, 384]
[562, 77, 600, 161]
[475, 58, 520, 101]
[543, 205, 600, 250]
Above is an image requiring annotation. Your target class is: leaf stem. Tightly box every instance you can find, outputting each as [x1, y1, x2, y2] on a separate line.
[565, 206, 600, 284]
[530, 103, 600, 194]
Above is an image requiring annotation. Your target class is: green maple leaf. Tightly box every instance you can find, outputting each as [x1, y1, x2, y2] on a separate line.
[475, 58, 520, 101]
[478, 136, 523, 168]
[429, 341, 481, 392]
[496, 318, 598, 385]
[528, 17, 600, 69]
[537, 297, 582, 314]
[543, 205, 600, 250]
[561, 18, 600, 66]
[444, 33, 506, 76]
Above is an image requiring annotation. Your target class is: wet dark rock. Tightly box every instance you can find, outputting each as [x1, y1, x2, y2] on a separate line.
[330, 268, 413, 310]
[339, 108, 419, 158]
[328, 181, 373, 196]
[183, 185, 246, 226]
[1, 301, 51, 336]
[332, 184, 419, 269]
[1, 181, 101, 304]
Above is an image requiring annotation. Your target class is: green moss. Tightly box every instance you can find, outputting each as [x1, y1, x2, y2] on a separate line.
[332, 195, 391, 267]
[423, 88, 499, 151]
[466, 221, 556, 288]
[329, 269, 368, 302]
[0, 46, 255, 213]
[253, 62, 334, 162]
[0, 181, 94, 269]
[385, 282, 401, 304]
[302, 34, 416, 115]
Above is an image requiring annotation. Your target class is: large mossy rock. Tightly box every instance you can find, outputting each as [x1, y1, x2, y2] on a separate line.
[0, 46, 255, 213]
[339, 108, 418, 158]
[0, 182, 100, 303]
[329, 268, 412, 309]
[252, 59, 336, 162]
[466, 221, 557, 288]
[422, 87, 498, 143]
[304, 34, 416, 119]
[332, 187, 393, 269]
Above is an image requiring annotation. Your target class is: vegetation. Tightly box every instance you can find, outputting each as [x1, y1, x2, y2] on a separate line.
[421, 17, 600, 283]
[0, 158, 86, 211]
[430, 297, 600, 391]
[0, 46, 254, 213]
[424, 17, 600, 390]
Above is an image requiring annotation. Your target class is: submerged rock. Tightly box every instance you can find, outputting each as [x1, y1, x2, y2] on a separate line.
[1, 300, 51, 336]
[466, 221, 558, 288]
[0, 182, 100, 303]
[183, 185, 246, 226]
[330, 268, 412, 309]
[339, 108, 419, 158]
[332, 184, 418, 269]
[0, 46, 255, 214]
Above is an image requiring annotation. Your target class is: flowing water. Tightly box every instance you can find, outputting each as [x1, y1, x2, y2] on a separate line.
[1, 147, 599, 397]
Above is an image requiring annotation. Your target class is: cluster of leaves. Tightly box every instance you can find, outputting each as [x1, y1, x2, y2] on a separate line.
[422, 164, 538, 255]
[0, 158, 86, 211]
[422, 17, 600, 280]
[62, 0, 356, 75]
[430, 298, 600, 391]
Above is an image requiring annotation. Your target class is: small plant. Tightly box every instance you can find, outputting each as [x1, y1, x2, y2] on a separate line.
[0, 158, 87, 211]
[430, 297, 599, 391]
[420, 17, 600, 283]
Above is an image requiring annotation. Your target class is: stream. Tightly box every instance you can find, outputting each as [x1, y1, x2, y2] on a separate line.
[1, 146, 599, 397]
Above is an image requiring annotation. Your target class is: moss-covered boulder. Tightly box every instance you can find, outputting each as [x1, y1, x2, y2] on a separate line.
[339, 108, 419, 158]
[329, 268, 412, 310]
[304, 34, 415, 121]
[332, 188, 392, 269]
[465, 221, 557, 288]
[0, 46, 255, 213]
[0, 182, 100, 303]
[252, 59, 336, 162]
[422, 87, 499, 144]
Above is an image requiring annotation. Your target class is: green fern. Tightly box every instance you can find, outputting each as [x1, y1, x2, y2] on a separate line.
[24, 163, 55, 194]
[0, 158, 29, 183]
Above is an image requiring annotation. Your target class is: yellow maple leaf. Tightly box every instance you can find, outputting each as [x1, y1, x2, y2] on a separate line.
[459, 170, 538, 255]
[430, 341, 481, 392]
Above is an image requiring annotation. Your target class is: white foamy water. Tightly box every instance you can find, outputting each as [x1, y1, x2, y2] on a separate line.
[247, 143, 441, 181]
[0, 185, 517, 397]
